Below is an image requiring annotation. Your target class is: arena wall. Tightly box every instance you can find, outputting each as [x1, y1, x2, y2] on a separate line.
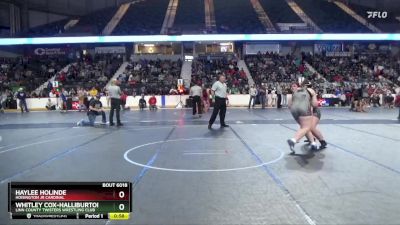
[18, 95, 294, 110]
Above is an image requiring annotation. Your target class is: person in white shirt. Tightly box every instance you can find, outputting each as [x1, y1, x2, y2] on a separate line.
[45, 99, 56, 110]
[271, 89, 277, 107]
[190, 82, 203, 117]
[208, 75, 229, 129]
[248, 85, 257, 109]
[107, 80, 123, 126]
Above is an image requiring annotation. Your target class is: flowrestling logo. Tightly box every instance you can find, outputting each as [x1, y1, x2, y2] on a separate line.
[367, 11, 388, 19]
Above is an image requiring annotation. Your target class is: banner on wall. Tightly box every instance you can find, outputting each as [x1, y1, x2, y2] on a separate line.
[33, 48, 67, 56]
[314, 43, 343, 53]
[244, 43, 280, 54]
[95, 46, 126, 54]
[353, 43, 391, 53]
[326, 52, 351, 57]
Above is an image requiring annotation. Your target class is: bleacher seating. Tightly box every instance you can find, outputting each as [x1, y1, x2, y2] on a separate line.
[112, 0, 170, 35]
[173, 0, 205, 33]
[117, 59, 182, 95]
[67, 7, 117, 34]
[245, 53, 323, 85]
[192, 56, 249, 94]
[25, 18, 70, 37]
[214, 0, 265, 34]
[348, 3, 400, 32]
[0, 57, 69, 97]
[310, 53, 400, 85]
[54, 54, 123, 92]
[12, 0, 400, 37]
[258, 0, 302, 24]
[294, 0, 370, 33]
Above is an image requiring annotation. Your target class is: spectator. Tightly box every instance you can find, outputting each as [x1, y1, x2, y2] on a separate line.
[139, 94, 146, 110]
[16, 88, 29, 113]
[282, 85, 289, 107]
[149, 95, 157, 110]
[353, 98, 368, 112]
[276, 84, 282, 108]
[120, 90, 128, 110]
[89, 87, 98, 97]
[271, 88, 277, 107]
[371, 93, 381, 107]
[259, 85, 267, 109]
[169, 87, 179, 95]
[45, 99, 56, 110]
[77, 87, 87, 111]
[248, 85, 257, 109]
[0, 91, 5, 113]
[60, 88, 68, 112]
[339, 92, 347, 106]
[384, 89, 394, 108]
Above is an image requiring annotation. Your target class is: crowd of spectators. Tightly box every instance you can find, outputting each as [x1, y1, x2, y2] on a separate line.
[245, 51, 400, 111]
[310, 54, 400, 85]
[117, 59, 182, 95]
[54, 54, 122, 91]
[245, 52, 324, 85]
[192, 57, 249, 94]
[1, 49, 400, 112]
[0, 56, 69, 97]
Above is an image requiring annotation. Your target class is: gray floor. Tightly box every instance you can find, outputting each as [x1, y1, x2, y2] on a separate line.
[0, 107, 400, 225]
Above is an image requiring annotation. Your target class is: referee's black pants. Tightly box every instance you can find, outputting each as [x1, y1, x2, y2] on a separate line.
[109, 98, 121, 124]
[192, 96, 202, 115]
[209, 96, 227, 126]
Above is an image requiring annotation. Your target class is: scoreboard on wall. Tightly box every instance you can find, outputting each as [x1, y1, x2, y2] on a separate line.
[8, 182, 132, 220]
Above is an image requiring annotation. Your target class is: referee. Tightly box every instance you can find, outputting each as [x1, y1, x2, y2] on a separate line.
[107, 80, 123, 126]
[190, 81, 203, 118]
[208, 75, 229, 129]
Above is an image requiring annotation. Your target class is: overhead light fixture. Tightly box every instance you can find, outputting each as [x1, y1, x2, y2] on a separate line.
[220, 42, 231, 46]
[143, 44, 155, 47]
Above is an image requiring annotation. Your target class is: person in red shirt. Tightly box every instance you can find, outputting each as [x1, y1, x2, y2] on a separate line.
[202, 89, 210, 113]
[59, 72, 66, 82]
[120, 91, 128, 110]
[149, 95, 157, 110]
[239, 68, 247, 79]
[299, 64, 305, 74]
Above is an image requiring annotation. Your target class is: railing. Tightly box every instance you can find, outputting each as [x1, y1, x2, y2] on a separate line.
[161, 0, 179, 34]
[249, 0, 277, 32]
[285, 0, 323, 32]
[333, 1, 381, 33]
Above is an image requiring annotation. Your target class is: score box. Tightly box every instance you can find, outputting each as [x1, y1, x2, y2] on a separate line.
[8, 182, 132, 220]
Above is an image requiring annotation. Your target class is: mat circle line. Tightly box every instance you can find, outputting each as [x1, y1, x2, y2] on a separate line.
[124, 137, 284, 172]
